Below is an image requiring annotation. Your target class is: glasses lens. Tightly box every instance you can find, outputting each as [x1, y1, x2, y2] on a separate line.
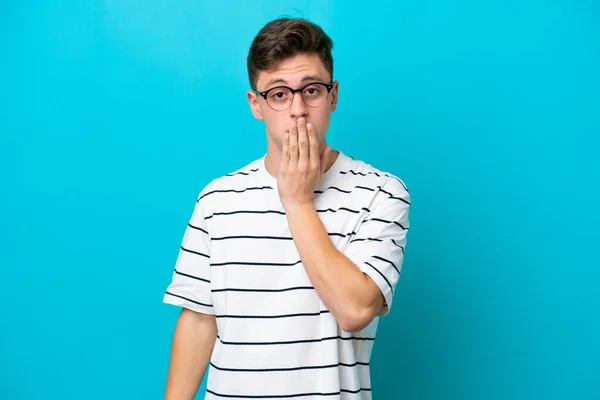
[267, 87, 293, 111]
[302, 84, 329, 107]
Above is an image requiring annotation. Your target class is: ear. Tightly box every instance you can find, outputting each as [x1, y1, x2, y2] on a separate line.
[329, 80, 339, 112]
[247, 90, 264, 120]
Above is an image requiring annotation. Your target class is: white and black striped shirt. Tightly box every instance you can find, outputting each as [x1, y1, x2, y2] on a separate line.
[163, 150, 411, 399]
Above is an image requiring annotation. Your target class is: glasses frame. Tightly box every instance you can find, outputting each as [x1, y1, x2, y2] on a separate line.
[253, 81, 334, 111]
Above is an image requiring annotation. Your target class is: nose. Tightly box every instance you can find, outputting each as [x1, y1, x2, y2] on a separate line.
[289, 90, 308, 119]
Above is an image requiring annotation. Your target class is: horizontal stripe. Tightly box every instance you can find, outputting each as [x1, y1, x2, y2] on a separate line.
[317, 206, 370, 214]
[187, 222, 208, 234]
[164, 291, 212, 307]
[211, 232, 357, 242]
[359, 184, 411, 203]
[392, 239, 406, 252]
[349, 237, 383, 244]
[211, 260, 303, 267]
[372, 255, 400, 275]
[199, 186, 275, 201]
[339, 169, 409, 193]
[211, 235, 294, 241]
[209, 361, 369, 372]
[216, 335, 375, 346]
[363, 261, 393, 294]
[212, 286, 314, 293]
[350, 237, 405, 253]
[378, 187, 411, 205]
[206, 207, 370, 220]
[215, 310, 330, 319]
[180, 246, 209, 258]
[225, 168, 259, 177]
[364, 217, 408, 230]
[174, 269, 209, 283]
[341, 388, 372, 394]
[328, 231, 357, 238]
[212, 239, 404, 268]
[340, 169, 384, 177]
[388, 195, 410, 204]
[355, 185, 376, 192]
[206, 388, 371, 399]
[348, 185, 411, 205]
[314, 186, 351, 194]
[206, 209, 286, 220]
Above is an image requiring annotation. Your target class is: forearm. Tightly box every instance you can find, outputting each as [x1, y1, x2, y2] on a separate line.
[165, 308, 217, 400]
[284, 203, 382, 331]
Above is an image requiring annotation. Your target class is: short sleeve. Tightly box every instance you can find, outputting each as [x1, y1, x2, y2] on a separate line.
[343, 178, 411, 316]
[163, 191, 214, 315]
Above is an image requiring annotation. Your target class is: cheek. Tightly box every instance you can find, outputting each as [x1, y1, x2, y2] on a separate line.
[263, 115, 289, 142]
[262, 112, 283, 129]
[314, 116, 331, 137]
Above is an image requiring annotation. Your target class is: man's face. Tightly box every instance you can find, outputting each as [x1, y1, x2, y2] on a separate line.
[247, 53, 339, 154]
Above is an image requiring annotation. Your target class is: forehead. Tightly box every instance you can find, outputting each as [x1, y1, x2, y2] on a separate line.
[256, 53, 330, 89]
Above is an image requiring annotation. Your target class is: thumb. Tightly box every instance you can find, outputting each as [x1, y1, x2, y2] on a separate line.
[320, 145, 332, 176]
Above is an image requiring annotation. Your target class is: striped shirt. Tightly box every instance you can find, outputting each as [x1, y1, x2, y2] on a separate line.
[163, 150, 411, 399]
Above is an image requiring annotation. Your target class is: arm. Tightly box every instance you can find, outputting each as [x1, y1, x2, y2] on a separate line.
[165, 309, 217, 400]
[277, 119, 410, 332]
[285, 203, 385, 332]
[163, 188, 217, 398]
[286, 180, 410, 332]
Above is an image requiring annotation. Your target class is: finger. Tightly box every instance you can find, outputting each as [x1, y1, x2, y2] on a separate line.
[281, 129, 290, 171]
[297, 117, 308, 165]
[307, 122, 319, 165]
[289, 119, 298, 166]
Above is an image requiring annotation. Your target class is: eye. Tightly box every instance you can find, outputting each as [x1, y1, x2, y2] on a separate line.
[303, 85, 322, 97]
[268, 89, 291, 102]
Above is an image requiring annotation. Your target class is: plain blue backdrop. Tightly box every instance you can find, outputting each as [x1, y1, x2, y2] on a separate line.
[1, 1, 598, 399]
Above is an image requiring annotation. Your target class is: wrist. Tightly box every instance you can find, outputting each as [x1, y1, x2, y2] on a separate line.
[282, 200, 314, 215]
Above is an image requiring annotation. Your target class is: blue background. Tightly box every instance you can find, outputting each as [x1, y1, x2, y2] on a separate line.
[1, 1, 598, 399]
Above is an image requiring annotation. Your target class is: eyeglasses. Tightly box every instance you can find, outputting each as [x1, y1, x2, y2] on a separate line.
[253, 82, 334, 111]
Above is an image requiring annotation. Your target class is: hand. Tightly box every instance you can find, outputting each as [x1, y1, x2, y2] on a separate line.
[278, 117, 332, 209]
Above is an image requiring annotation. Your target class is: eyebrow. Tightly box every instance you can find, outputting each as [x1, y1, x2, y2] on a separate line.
[264, 75, 326, 88]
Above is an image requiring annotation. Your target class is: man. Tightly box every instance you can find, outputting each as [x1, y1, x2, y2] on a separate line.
[163, 17, 411, 400]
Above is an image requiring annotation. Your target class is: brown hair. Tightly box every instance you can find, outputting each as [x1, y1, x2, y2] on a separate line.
[247, 18, 334, 90]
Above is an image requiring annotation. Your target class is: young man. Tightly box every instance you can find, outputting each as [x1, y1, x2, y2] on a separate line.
[163, 18, 411, 400]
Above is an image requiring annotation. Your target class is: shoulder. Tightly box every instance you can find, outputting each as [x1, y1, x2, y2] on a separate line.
[342, 152, 410, 202]
[195, 156, 264, 206]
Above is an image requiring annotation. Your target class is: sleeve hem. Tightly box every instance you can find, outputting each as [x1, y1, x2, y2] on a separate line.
[360, 265, 394, 317]
[163, 293, 215, 315]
